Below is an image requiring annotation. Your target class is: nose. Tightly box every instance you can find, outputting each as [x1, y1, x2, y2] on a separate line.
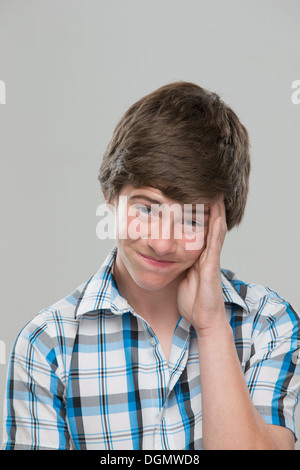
[146, 219, 177, 257]
[146, 236, 177, 257]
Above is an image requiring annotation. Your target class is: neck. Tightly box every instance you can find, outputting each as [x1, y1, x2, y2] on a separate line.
[113, 252, 181, 328]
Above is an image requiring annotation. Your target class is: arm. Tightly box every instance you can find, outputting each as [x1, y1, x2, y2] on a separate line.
[197, 319, 295, 450]
[178, 197, 296, 450]
[2, 315, 71, 450]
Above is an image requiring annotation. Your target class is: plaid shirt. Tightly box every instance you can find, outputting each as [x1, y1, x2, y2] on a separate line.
[2, 246, 300, 450]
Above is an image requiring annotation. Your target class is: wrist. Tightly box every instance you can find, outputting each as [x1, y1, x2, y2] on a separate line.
[194, 318, 233, 340]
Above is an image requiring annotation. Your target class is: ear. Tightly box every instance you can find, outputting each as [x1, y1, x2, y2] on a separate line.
[102, 191, 117, 214]
[102, 190, 109, 207]
[102, 190, 108, 203]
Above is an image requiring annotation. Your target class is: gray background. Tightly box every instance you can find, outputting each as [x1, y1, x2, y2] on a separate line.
[0, 0, 299, 448]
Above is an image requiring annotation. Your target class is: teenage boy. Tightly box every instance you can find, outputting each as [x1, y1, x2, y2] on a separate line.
[2, 82, 300, 450]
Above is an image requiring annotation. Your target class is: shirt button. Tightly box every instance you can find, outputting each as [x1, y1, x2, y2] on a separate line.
[150, 337, 156, 347]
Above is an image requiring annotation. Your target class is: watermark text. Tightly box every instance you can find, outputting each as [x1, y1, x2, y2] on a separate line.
[0, 79, 6, 104]
[0, 340, 6, 365]
[96, 196, 206, 251]
[291, 80, 300, 105]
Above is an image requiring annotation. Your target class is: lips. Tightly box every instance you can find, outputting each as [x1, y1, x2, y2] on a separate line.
[138, 252, 176, 266]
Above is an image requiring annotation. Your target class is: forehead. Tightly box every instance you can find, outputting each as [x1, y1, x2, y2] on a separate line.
[119, 184, 211, 211]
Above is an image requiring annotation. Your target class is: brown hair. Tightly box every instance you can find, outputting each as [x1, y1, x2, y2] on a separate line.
[98, 81, 251, 230]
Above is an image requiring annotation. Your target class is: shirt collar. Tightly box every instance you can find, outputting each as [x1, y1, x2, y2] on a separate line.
[221, 269, 250, 314]
[75, 246, 250, 318]
[75, 246, 132, 318]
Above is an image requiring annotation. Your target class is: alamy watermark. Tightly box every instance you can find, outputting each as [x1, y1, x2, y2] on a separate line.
[291, 80, 300, 105]
[0, 340, 6, 365]
[96, 196, 206, 250]
[0, 79, 6, 104]
[1, 80, 7, 362]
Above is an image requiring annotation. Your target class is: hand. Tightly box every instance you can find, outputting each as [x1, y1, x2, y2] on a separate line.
[177, 196, 228, 335]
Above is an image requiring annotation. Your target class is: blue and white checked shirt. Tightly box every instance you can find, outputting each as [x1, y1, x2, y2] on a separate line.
[2, 246, 300, 450]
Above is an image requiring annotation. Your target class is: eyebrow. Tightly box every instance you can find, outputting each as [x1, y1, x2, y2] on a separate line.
[128, 194, 210, 214]
[129, 194, 162, 205]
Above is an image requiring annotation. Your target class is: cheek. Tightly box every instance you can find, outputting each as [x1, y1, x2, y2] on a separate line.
[180, 227, 208, 253]
[178, 227, 208, 264]
[183, 248, 204, 266]
[116, 207, 149, 242]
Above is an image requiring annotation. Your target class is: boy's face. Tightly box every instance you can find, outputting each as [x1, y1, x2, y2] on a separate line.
[111, 184, 210, 291]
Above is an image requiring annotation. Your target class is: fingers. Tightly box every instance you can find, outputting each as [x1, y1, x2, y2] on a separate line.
[207, 216, 222, 263]
[206, 196, 226, 248]
[200, 195, 227, 272]
[217, 195, 227, 247]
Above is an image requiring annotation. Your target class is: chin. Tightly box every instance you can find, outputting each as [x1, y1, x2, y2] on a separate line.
[131, 271, 174, 292]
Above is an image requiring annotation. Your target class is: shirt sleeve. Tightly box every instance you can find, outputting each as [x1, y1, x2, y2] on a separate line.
[244, 299, 300, 439]
[1, 314, 72, 450]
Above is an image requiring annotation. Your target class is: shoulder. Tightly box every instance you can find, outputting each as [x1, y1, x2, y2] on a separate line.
[11, 280, 89, 373]
[221, 268, 300, 332]
[12, 247, 118, 361]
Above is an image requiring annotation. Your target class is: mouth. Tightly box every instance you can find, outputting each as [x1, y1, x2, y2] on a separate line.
[138, 252, 177, 268]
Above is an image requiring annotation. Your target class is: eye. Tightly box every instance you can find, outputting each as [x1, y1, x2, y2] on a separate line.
[133, 204, 152, 216]
[185, 219, 197, 226]
[184, 219, 203, 229]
